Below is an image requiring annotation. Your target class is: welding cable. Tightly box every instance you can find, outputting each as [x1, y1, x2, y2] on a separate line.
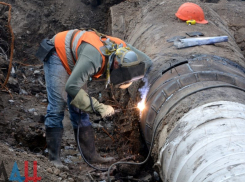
[77, 110, 108, 172]
[107, 84, 245, 182]
[0, 2, 14, 88]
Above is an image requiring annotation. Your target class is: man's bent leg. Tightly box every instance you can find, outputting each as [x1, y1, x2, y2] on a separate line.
[68, 95, 115, 163]
[44, 52, 69, 169]
[44, 53, 68, 128]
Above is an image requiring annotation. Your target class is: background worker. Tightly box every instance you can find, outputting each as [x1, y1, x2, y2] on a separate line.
[42, 29, 152, 169]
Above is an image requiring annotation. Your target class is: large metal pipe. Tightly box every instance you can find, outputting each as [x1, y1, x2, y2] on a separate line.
[155, 101, 245, 182]
[141, 52, 245, 181]
[110, 0, 245, 181]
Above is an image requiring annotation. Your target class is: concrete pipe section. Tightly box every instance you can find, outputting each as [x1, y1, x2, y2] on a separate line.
[110, 0, 245, 181]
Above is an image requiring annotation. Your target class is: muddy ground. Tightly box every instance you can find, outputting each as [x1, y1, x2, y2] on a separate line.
[0, 0, 245, 181]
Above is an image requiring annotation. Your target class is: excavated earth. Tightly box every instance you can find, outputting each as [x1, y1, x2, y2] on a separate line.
[0, 0, 245, 181]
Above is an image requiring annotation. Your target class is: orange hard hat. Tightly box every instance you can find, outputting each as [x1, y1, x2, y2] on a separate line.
[175, 2, 208, 24]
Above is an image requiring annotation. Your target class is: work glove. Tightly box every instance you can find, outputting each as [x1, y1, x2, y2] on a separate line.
[93, 100, 115, 118]
[70, 89, 115, 118]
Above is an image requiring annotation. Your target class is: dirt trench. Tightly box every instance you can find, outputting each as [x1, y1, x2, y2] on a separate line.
[0, 0, 153, 181]
[0, 0, 245, 182]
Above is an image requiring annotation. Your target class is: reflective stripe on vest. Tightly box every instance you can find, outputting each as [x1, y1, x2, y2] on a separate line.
[54, 30, 77, 75]
[54, 30, 126, 78]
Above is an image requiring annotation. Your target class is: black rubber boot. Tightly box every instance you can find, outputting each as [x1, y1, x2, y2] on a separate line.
[74, 125, 115, 164]
[46, 127, 68, 169]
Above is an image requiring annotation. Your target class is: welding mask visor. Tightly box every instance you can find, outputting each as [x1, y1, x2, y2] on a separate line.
[110, 62, 145, 86]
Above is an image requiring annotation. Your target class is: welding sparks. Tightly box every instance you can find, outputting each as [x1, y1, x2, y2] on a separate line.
[137, 99, 146, 111]
[138, 73, 150, 117]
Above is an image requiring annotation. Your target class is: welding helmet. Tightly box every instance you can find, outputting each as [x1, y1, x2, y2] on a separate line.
[101, 42, 145, 88]
[110, 47, 145, 88]
[175, 2, 208, 24]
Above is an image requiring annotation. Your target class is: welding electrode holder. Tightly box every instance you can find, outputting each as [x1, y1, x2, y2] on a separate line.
[89, 95, 110, 123]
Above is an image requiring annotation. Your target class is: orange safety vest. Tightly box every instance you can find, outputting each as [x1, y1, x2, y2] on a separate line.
[54, 30, 126, 78]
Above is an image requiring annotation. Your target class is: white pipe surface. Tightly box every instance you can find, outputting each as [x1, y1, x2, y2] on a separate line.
[157, 101, 245, 182]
